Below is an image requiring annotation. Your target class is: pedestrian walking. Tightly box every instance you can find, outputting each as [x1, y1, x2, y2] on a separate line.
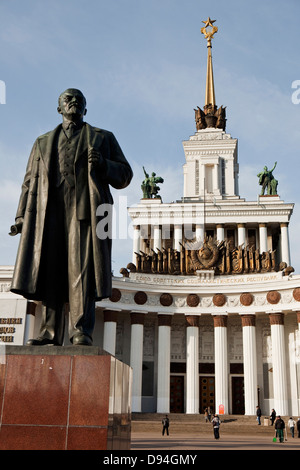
[162, 415, 169, 436]
[207, 407, 212, 422]
[297, 418, 300, 438]
[288, 417, 296, 438]
[204, 408, 209, 423]
[270, 408, 276, 426]
[211, 414, 221, 439]
[274, 416, 285, 442]
[256, 405, 262, 425]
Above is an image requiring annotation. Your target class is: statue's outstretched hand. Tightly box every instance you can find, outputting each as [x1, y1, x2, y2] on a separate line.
[9, 218, 23, 236]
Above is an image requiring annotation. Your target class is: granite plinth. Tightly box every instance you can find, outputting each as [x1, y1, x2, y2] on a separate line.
[0, 346, 132, 450]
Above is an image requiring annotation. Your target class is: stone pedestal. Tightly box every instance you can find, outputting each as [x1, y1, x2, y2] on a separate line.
[0, 346, 132, 450]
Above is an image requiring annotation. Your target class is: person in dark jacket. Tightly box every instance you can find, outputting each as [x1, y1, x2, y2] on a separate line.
[10, 88, 133, 346]
[270, 409, 276, 425]
[256, 405, 262, 425]
[275, 416, 285, 442]
[162, 415, 170, 436]
[297, 418, 300, 438]
[212, 414, 221, 439]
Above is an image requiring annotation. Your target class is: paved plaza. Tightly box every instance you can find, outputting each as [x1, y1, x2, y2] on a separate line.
[131, 432, 300, 451]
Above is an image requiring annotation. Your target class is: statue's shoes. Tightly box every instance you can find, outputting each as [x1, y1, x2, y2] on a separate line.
[72, 334, 93, 346]
[26, 337, 57, 346]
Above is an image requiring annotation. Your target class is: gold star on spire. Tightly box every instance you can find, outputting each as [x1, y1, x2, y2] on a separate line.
[201, 17, 218, 46]
[202, 17, 216, 28]
[200, 18, 218, 108]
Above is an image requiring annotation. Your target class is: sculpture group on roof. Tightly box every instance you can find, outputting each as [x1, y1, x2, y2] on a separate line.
[257, 162, 278, 196]
[120, 236, 293, 278]
[141, 167, 164, 199]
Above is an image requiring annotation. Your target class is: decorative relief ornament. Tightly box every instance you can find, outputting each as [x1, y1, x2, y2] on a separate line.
[190, 237, 219, 269]
[160, 293, 173, 307]
[110, 288, 121, 302]
[293, 288, 300, 302]
[134, 291, 148, 305]
[213, 293, 226, 307]
[175, 296, 187, 307]
[129, 235, 279, 277]
[240, 293, 254, 306]
[187, 294, 200, 307]
[266, 290, 281, 304]
[227, 296, 239, 307]
[201, 297, 212, 307]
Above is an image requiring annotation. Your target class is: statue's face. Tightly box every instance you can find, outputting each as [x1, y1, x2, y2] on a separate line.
[57, 88, 87, 122]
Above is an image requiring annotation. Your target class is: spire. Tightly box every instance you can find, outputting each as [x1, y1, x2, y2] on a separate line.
[194, 18, 226, 131]
[201, 17, 217, 108]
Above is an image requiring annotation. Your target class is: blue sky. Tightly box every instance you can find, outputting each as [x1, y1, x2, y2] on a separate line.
[1, 0, 300, 274]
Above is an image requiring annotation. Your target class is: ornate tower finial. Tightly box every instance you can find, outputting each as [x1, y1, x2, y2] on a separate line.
[194, 18, 226, 131]
[201, 17, 218, 47]
[201, 17, 218, 108]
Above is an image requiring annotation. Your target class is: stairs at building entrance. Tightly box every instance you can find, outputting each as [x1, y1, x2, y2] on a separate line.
[132, 413, 289, 436]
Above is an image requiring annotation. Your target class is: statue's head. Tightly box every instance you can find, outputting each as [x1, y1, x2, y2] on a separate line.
[57, 88, 87, 123]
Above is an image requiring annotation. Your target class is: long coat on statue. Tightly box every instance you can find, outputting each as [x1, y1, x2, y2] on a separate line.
[10, 122, 133, 302]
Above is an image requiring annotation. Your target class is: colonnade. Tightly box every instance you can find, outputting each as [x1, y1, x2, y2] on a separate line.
[132, 222, 291, 266]
[102, 309, 299, 416]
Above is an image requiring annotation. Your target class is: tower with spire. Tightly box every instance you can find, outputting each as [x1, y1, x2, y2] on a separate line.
[195, 17, 226, 131]
[184, 18, 237, 201]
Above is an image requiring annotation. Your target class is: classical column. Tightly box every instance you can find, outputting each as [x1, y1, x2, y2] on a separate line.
[289, 310, 300, 416]
[195, 224, 204, 243]
[212, 164, 219, 194]
[297, 311, 300, 328]
[153, 225, 162, 252]
[132, 225, 141, 263]
[237, 224, 246, 247]
[24, 301, 37, 344]
[259, 223, 268, 253]
[241, 314, 258, 415]
[186, 315, 199, 414]
[216, 224, 224, 243]
[174, 225, 182, 252]
[269, 312, 288, 415]
[157, 314, 172, 413]
[280, 223, 291, 266]
[103, 309, 118, 355]
[130, 312, 145, 412]
[213, 315, 229, 415]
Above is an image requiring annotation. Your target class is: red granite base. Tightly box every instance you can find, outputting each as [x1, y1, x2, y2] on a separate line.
[0, 347, 131, 450]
